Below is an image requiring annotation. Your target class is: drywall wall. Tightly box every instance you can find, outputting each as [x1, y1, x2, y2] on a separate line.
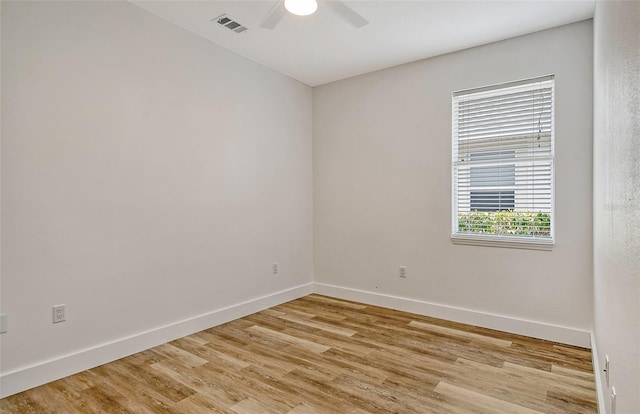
[1, 0, 312, 394]
[593, 1, 640, 412]
[313, 21, 593, 338]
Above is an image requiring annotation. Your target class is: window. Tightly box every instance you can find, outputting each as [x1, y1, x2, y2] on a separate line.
[451, 75, 554, 250]
[469, 150, 516, 211]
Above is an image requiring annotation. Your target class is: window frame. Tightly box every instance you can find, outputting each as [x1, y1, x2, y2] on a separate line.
[451, 76, 555, 250]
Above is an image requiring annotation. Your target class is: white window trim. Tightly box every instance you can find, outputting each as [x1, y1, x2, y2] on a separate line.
[451, 234, 554, 251]
[451, 75, 555, 250]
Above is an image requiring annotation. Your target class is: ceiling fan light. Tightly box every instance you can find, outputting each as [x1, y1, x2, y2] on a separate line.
[284, 0, 318, 16]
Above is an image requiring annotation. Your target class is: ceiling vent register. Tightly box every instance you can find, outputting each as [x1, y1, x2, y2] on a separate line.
[215, 14, 249, 34]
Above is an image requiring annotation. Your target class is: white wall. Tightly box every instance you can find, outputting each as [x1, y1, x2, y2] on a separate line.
[0, 0, 603, 400]
[314, 21, 593, 338]
[1, 0, 312, 394]
[593, 1, 640, 413]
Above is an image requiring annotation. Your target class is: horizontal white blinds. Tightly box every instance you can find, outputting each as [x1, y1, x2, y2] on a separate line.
[452, 76, 554, 239]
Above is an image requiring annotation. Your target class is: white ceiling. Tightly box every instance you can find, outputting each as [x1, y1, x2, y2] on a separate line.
[131, 0, 595, 86]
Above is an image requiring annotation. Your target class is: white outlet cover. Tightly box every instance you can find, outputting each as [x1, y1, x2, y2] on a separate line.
[605, 355, 610, 387]
[0, 314, 7, 333]
[611, 387, 616, 414]
[53, 305, 66, 323]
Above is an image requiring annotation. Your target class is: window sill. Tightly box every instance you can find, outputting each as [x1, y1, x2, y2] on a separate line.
[451, 234, 554, 251]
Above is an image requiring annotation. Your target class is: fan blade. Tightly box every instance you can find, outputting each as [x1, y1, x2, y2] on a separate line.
[259, 0, 287, 30]
[324, 1, 368, 28]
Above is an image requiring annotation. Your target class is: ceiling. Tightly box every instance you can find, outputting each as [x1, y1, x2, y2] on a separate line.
[131, 0, 595, 86]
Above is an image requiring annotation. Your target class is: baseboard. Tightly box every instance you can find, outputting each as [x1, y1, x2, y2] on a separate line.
[590, 332, 608, 413]
[0, 282, 314, 398]
[0, 282, 592, 398]
[313, 283, 591, 348]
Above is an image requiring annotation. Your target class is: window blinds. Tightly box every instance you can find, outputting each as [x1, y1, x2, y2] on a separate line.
[452, 75, 554, 241]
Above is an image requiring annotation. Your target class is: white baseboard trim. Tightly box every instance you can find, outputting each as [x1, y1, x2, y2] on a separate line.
[0, 282, 592, 399]
[590, 332, 607, 413]
[313, 283, 591, 348]
[0, 282, 313, 398]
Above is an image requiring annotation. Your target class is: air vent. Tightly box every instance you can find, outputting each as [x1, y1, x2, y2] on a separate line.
[214, 14, 249, 34]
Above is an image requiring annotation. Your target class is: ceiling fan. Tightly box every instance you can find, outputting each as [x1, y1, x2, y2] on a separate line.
[259, 0, 369, 30]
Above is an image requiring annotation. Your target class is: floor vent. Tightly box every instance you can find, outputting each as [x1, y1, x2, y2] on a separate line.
[214, 14, 249, 34]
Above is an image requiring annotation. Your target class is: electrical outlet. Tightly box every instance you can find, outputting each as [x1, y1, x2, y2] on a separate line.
[611, 387, 616, 414]
[605, 355, 610, 388]
[399, 266, 407, 278]
[53, 305, 66, 323]
[272, 262, 278, 275]
[0, 314, 7, 334]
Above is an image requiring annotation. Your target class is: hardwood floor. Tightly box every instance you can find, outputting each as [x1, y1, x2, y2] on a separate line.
[0, 294, 597, 413]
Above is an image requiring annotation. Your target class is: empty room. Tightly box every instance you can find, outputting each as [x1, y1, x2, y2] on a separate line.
[1, 0, 638, 413]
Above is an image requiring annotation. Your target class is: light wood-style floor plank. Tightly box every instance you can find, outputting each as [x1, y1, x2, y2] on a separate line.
[434, 381, 545, 414]
[0, 294, 597, 413]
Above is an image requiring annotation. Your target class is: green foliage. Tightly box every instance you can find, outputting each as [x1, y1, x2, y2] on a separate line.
[458, 211, 551, 237]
